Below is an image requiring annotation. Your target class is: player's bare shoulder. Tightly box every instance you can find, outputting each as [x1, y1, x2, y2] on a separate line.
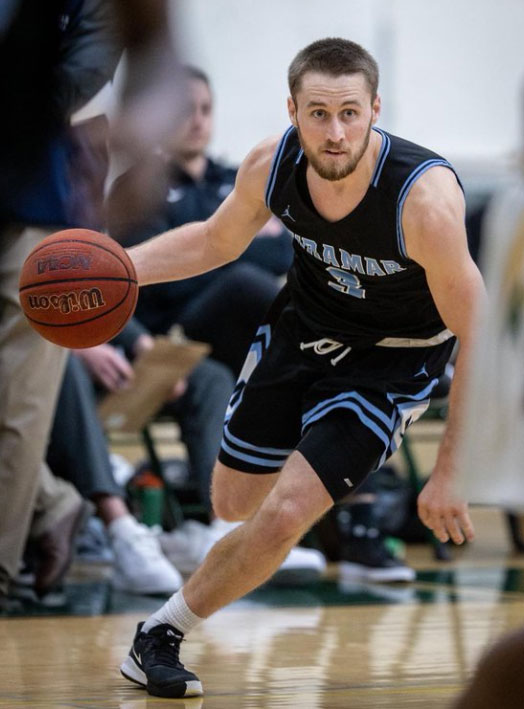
[402, 165, 466, 265]
[405, 166, 465, 228]
[235, 135, 281, 205]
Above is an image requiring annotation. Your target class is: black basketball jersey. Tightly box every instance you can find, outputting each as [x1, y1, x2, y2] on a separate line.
[265, 126, 462, 348]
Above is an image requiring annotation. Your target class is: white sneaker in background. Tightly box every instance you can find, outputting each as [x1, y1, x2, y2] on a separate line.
[271, 545, 327, 586]
[109, 453, 135, 487]
[159, 517, 327, 585]
[157, 520, 214, 575]
[109, 515, 183, 595]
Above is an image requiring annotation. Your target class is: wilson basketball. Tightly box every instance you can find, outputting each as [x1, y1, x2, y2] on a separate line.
[19, 228, 138, 348]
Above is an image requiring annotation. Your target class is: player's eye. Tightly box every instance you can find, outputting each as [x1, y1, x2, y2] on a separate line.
[312, 109, 326, 119]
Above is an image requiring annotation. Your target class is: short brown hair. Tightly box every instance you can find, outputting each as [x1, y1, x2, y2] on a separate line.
[182, 64, 211, 88]
[288, 38, 379, 101]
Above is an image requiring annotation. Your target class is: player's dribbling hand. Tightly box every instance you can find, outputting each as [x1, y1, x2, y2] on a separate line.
[417, 474, 475, 545]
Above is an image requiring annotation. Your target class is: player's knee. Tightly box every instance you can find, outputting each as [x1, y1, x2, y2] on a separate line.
[260, 496, 305, 546]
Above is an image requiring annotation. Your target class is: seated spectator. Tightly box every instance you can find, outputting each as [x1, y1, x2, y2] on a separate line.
[106, 65, 293, 376]
[46, 318, 234, 594]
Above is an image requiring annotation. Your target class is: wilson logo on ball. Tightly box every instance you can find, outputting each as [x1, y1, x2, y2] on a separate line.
[20, 228, 138, 347]
[28, 287, 106, 314]
[37, 254, 92, 274]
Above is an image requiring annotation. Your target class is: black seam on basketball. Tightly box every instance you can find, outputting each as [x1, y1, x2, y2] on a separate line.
[24, 281, 135, 328]
[28, 238, 135, 278]
[20, 276, 137, 292]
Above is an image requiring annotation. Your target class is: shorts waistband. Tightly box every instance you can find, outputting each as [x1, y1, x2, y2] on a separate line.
[299, 328, 454, 366]
[375, 329, 454, 348]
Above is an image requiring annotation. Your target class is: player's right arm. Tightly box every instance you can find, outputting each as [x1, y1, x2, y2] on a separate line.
[127, 136, 279, 286]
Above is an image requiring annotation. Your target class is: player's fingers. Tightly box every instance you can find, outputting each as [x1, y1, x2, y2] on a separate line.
[417, 499, 431, 526]
[418, 500, 440, 530]
[457, 510, 475, 542]
[418, 509, 432, 530]
[430, 516, 449, 543]
[444, 514, 464, 545]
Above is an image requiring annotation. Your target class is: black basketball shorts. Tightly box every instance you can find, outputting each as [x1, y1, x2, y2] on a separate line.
[218, 295, 455, 503]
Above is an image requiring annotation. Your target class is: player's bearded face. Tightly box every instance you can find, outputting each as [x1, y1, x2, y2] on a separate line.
[290, 72, 378, 182]
[296, 117, 373, 181]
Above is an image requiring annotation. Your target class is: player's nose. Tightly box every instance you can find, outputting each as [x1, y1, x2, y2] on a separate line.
[326, 117, 345, 143]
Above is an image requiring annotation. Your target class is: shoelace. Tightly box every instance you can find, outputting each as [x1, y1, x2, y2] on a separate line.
[300, 338, 352, 366]
[144, 626, 184, 666]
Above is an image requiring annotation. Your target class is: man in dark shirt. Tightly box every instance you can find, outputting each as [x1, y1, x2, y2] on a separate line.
[107, 65, 294, 376]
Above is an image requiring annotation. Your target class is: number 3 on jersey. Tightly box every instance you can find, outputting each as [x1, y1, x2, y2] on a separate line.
[326, 267, 366, 299]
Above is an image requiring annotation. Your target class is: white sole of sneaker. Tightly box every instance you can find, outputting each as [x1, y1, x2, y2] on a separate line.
[120, 656, 146, 687]
[120, 656, 204, 697]
[339, 561, 416, 583]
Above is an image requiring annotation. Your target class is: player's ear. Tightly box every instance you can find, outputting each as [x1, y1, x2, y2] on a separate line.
[287, 96, 298, 126]
[371, 94, 381, 125]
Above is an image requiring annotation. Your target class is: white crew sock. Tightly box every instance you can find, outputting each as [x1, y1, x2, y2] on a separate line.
[142, 589, 203, 635]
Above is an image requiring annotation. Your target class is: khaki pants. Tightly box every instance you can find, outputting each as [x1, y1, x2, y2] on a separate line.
[0, 225, 81, 594]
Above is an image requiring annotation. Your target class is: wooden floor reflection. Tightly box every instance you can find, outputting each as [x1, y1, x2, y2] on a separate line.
[2, 507, 524, 708]
[2, 594, 524, 708]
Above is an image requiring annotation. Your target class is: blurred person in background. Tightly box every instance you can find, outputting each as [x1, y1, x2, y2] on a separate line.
[0, 0, 188, 607]
[0, 0, 120, 607]
[107, 65, 294, 377]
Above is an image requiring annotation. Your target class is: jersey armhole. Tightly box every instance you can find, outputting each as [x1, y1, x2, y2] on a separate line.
[396, 160, 463, 260]
[370, 128, 391, 187]
[264, 126, 295, 208]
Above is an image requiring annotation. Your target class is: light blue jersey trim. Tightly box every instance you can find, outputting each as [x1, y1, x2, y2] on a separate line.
[396, 159, 454, 260]
[388, 399, 431, 457]
[220, 440, 286, 467]
[302, 401, 391, 450]
[370, 128, 391, 187]
[387, 378, 439, 404]
[257, 323, 271, 350]
[225, 323, 272, 426]
[300, 379, 441, 467]
[264, 126, 295, 207]
[302, 391, 394, 431]
[223, 425, 294, 457]
[383, 379, 439, 461]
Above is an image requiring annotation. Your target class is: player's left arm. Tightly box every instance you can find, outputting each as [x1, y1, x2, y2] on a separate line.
[403, 166, 486, 545]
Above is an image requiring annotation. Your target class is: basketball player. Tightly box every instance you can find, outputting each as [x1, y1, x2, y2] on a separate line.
[120, 38, 484, 698]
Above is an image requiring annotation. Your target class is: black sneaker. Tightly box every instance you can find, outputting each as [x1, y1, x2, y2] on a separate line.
[339, 534, 415, 583]
[120, 622, 203, 698]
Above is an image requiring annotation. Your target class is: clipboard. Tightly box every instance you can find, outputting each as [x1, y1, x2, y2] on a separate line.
[98, 336, 210, 432]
